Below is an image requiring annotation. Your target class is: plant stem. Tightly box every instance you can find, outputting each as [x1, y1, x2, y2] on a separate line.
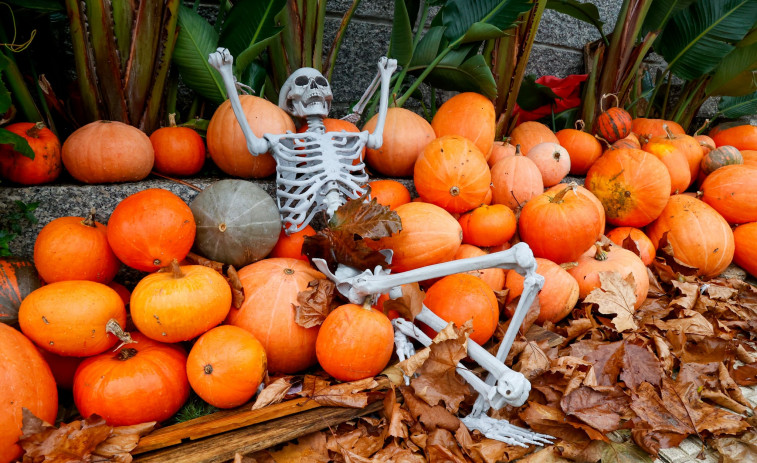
[29, 62, 56, 134]
[303, 0, 317, 68]
[324, 0, 361, 80]
[313, 0, 327, 70]
[214, 0, 231, 34]
[395, 44, 457, 108]
[645, 68, 670, 118]
[0, 52, 43, 123]
[661, 73, 673, 119]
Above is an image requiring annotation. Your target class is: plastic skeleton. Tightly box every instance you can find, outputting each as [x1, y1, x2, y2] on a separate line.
[209, 48, 396, 233]
[208, 48, 553, 446]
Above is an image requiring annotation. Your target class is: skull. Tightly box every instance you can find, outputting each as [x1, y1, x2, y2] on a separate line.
[279, 68, 333, 118]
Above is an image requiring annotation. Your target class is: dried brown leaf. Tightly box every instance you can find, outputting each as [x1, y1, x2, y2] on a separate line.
[712, 430, 757, 463]
[519, 401, 605, 442]
[303, 229, 390, 273]
[517, 447, 572, 462]
[670, 280, 699, 310]
[384, 387, 411, 439]
[653, 232, 700, 280]
[383, 283, 424, 321]
[560, 383, 632, 433]
[251, 376, 294, 410]
[294, 279, 337, 328]
[308, 377, 382, 408]
[20, 410, 114, 462]
[570, 340, 623, 386]
[269, 431, 330, 463]
[619, 343, 664, 391]
[329, 195, 402, 239]
[584, 272, 638, 332]
[654, 309, 714, 339]
[326, 422, 384, 460]
[598, 440, 655, 463]
[401, 386, 461, 432]
[731, 361, 757, 386]
[513, 341, 551, 381]
[425, 428, 468, 463]
[92, 421, 156, 460]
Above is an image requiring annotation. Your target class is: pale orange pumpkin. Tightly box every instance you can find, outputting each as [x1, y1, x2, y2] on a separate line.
[526, 142, 571, 187]
[488, 139, 516, 168]
[490, 145, 544, 210]
[605, 227, 656, 266]
[510, 121, 559, 155]
[431, 92, 496, 159]
[364, 107, 435, 177]
[505, 257, 579, 324]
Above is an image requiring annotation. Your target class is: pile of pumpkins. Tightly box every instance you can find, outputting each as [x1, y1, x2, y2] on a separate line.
[2, 91, 757, 463]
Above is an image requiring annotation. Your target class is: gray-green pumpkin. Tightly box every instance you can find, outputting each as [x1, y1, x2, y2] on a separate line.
[190, 180, 281, 268]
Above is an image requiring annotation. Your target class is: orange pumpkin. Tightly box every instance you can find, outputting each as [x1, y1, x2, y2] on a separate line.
[585, 148, 671, 227]
[556, 121, 603, 175]
[695, 135, 716, 157]
[0, 257, 43, 326]
[414, 135, 491, 213]
[186, 325, 267, 408]
[567, 243, 649, 309]
[38, 348, 83, 390]
[130, 262, 232, 343]
[0, 324, 57, 463]
[658, 126, 703, 183]
[488, 139, 516, 168]
[367, 179, 411, 210]
[700, 165, 757, 224]
[733, 222, 757, 278]
[0, 122, 61, 185]
[269, 225, 316, 261]
[316, 303, 394, 381]
[490, 145, 544, 210]
[593, 102, 632, 143]
[646, 195, 734, 278]
[608, 133, 642, 151]
[642, 136, 691, 194]
[453, 244, 506, 291]
[519, 184, 604, 264]
[150, 114, 206, 176]
[431, 92, 496, 159]
[458, 204, 516, 247]
[107, 188, 196, 272]
[710, 124, 757, 151]
[605, 227, 656, 266]
[364, 107, 435, 177]
[526, 142, 571, 187]
[73, 331, 189, 426]
[61, 120, 154, 183]
[206, 95, 294, 178]
[631, 118, 685, 143]
[19, 280, 127, 356]
[33, 210, 120, 284]
[740, 150, 757, 167]
[505, 258, 579, 324]
[510, 121, 559, 155]
[227, 258, 324, 373]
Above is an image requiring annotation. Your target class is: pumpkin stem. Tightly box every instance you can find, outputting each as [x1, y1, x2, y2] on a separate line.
[514, 144, 523, 156]
[168, 113, 178, 128]
[593, 242, 609, 261]
[81, 207, 97, 228]
[204, 364, 213, 375]
[600, 93, 619, 112]
[449, 186, 460, 197]
[116, 347, 138, 361]
[106, 319, 135, 353]
[26, 122, 45, 138]
[663, 123, 675, 139]
[549, 182, 577, 204]
[169, 259, 184, 279]
[575, 120, 586, 132]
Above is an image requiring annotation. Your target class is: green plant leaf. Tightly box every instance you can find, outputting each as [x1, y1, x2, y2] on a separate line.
[173, 5, 226, 104]
[390, 0, 415, 66]
[546, 0, 605, 37]
[642, 0, 696, 38]
[440, 0, 533, 43]
[707, 40, 757, 96]
[409, 27, 445, 68]
[718, 91, 757, 118]
[517, 74, 560, 111]
[6, 0, 64, 12]
[0, 60, 11, 115]
[655, 0, 757, 80]
[0, 128, 34, 159]
[418, 54, 498, 98]
[218, 0, 286, 76]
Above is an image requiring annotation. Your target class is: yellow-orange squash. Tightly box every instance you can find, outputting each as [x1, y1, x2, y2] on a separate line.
[505, 257, 579, 324]
[364, 107, 435, 177]
[700, 165, 757, 224]
[431, 92, 496, 159]
[733, 223, 757, 278]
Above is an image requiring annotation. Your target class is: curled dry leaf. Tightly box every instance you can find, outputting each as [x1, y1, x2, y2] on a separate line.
[302, 376, 383, 408]
[712, 430, 757, 463]
[383, 282, 424, 321]
[584, 271, 638, 332]
[513, 340, 552, 381]
[383, 387, 412, 439]
[184, 252, 245, 308]
[400, 386, 461, 432]
[269, 431, 330, 463]
[294, 279, 337, 328]
[251, 376, 295, 410]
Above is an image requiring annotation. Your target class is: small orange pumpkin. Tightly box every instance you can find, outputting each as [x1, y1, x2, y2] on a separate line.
[631, 118, 685, 143]
[488, 139, 516, 168]
[605, 227, 656, 266]
[490, 145, 544, 210]
[368, 179, 411, 210]
[150, 114, 206, 176]
[526, 142, 571, 187]
[458, 204, 516, 247]
[453, 244, 506, 291]
[642, 136, 691, 194]
[0, 122, 61, 185]
[733, 222, 757, 278]
[593, 97, 632, 143]
[556, 121, 603, 175]
[505, 257, 579, 324]
[269, 225, 316, 261]
[510, 121, 559, 155]
[700, 145, 743, 175]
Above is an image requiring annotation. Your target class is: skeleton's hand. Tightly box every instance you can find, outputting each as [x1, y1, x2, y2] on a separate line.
[377, 57, 398, 81]
[208, 47, 233, 73]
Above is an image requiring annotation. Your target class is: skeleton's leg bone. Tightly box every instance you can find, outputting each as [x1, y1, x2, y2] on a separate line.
[460, 415, 554, 447]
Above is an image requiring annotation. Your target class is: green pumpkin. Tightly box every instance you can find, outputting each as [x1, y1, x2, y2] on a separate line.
[700, 145, 743, 175]
[1, 257, 43, 326]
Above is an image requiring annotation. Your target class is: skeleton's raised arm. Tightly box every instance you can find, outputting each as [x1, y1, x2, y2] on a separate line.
[366, 57, 398, 149]
[208, 48, 269, 155]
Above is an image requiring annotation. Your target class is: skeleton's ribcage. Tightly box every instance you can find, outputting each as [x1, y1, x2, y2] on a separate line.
[266, 132, 369, 233]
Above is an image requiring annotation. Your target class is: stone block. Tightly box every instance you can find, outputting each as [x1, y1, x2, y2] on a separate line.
[536, 0, 622, 50]
[525, 44, 584, 78]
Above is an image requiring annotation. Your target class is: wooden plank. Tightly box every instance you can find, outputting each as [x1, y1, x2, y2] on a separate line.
[133, 401, 383, 463]
[132, 398, 321, 454]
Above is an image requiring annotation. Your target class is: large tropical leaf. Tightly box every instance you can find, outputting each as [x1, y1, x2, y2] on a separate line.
[0, 128, 34, 159]
[707, 40, 757, 96]
[218, 0, 286, 76]
[173, 5, 226, 104]
[641, 0, 696, 39]
[718, 91, 757, 118]
[546, 0, 604, 38]
[390, 0, 414, 67]
[655, 0, 757, 80]
[410, 51, 497, 98]
[440, 0, 533, 43]
[409, 27, 446, 67]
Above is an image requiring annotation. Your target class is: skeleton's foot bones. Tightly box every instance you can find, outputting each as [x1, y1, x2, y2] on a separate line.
[461, 414, 554, 447]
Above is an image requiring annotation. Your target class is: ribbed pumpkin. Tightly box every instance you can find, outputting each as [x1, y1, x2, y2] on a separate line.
[526, 142, 571, 187]
[490, 145, 544, 210]
[593, 104, 632, 144]
[431, 92, 496, 159]
[458, 204, 516, 247]
[73, 332, 189, 426]
[642, 136, 691, 194]
[190, 180, 281, 268]
[19, 280, 127, 356]
[207, 95, 294, 178]
[631, 118, 685, 143]
[364, 107, 435, 177]
[700, 165, 757, 224]
[227, 258, 324, 373]
[371, 202, 462, 273]
[741, 150, 757, 167]
[150, 114, 206, 176]
[700, 145, 743, 175]
[605, 227, 656, 266]
[567, 242, 649, 309]
[61, 120, 154, 183]
[453, 244, 506, 291]
[608, 133, 641, 151]
[505, 258, 579, 324]
[733, 222, 757, 278]
[33, 209, 120, 284]
[585, 148, 671, 227]
[556, 121, 603, 175]
[518, 184, 604, 264]
[510, 121, 559, 155]
[646, 195, 734, 278]
[186, 325, 267, 408]
[413, 135, 491, 213]
[0, 257, 43, 326]
[710, 124, 757, 151]
[316, 303, 394, 381]
[107, 188, 196, 272]
[488, 139, 516, 168]
[130, 261, 232, 343]
[0, 122, 61, 185]
[0, 324, 57, 463]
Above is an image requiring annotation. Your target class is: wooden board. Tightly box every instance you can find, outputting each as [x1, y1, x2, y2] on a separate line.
[133, 401, 383, 463]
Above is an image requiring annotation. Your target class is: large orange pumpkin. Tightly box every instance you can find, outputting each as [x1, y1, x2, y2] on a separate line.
[733, 222, 757, 278]
[505, 258, 579, 324]
[700, 165, 757, 224]
[646, 195, 734, 278]
[710, 124, 757, 151]
[364, 107, 435, 177]
[0, 257, 43, 326]
[631, 118, 685, 143]
[18, 280, 127, 357]
[130, 262, 232, 343]
[0, 122, 61, 185]
[490, 145, 544, 210]
[206, 95, 294, 178]
[227, 258, 324, 373]
[61, 120, 154, 183]
[73, 331, 189, 426]
[642, 136, 691, 194]
[556, 122, 603, 175]
[413, 135, 491, 213]
[107, 188, 196, 272]
[33, 210, 120, 284]
[741, 150, 757, 167]
[0, 324, 57, 463]
[518, 184, 604, 264]
[585, 148, 671, 227]
[431, 92, 496, 159]
[510, 121, 559, 155]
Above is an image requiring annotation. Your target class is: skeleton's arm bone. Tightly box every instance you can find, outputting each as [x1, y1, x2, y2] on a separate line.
[208, 48, 269, 155]
[367, 57, 398, 149]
